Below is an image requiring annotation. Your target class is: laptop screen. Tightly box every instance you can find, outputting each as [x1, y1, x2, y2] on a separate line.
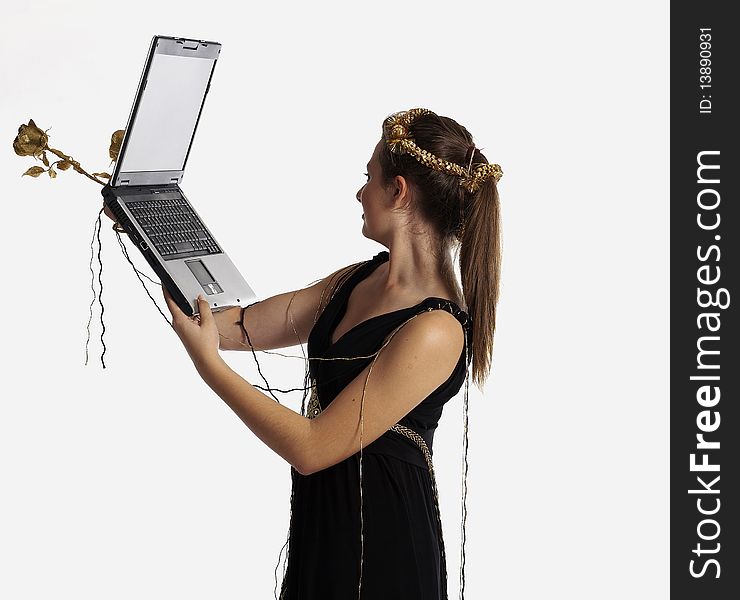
[113, 37, 220, 186]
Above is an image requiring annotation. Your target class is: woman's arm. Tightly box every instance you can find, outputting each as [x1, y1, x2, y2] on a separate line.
[168, 293, 464, 476]
[216, 262, 358, 352]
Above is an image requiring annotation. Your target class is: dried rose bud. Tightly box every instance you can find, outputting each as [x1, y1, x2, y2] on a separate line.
[13, 119, 49, 158]
[109, 130, 124, 162]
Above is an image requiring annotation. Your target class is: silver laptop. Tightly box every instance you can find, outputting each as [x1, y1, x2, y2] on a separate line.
[102, 35, 256, 316]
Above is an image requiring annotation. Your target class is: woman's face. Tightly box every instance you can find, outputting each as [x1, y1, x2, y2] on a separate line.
[355, 140, 402, 243]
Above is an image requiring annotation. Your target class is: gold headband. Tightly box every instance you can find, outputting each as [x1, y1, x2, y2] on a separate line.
[382, 108, 503, 193]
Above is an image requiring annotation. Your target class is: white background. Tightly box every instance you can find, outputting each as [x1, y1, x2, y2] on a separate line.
[0, 1, 669, 598]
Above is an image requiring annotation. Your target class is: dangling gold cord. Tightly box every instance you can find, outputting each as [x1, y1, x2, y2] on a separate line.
[460, 326, 470, 599]
[354, 306, 466, 599]
[272, 262, 367, 599]
[357, 312, 425, 599]
[275, 271, 344, 600]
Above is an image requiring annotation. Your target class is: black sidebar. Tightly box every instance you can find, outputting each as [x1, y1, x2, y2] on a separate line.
[671, 4, 738, 599]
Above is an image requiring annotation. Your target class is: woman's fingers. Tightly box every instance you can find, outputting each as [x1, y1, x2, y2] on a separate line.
[163, 288, 205, 328]
[160, 291, 220, 364]
[102, 203, 115, 221]
[196, 295, 214, 324]
[162, 286, 184, 321]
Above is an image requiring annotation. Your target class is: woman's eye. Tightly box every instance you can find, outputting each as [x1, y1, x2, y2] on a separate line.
[363, 172, 369, 180]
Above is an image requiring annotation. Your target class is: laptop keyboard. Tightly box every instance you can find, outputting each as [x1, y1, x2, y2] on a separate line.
[126, 197, 221, 260]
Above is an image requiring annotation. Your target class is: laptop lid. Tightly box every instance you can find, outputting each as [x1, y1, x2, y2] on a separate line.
[111, 35, 221, 187]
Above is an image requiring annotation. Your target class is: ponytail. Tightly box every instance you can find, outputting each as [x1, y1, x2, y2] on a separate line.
[459, 175, 502, 388]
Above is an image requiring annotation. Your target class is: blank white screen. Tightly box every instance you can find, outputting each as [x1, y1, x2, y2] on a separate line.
[118, 53, 214, 173]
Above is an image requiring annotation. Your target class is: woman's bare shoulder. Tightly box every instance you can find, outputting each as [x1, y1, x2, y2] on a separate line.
[400, 308, 465, 349]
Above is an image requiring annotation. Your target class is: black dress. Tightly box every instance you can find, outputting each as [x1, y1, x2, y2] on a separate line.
[279, 250, 472, 600]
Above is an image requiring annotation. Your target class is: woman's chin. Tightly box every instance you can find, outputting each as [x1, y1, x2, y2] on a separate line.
[361, 220, 373, 240]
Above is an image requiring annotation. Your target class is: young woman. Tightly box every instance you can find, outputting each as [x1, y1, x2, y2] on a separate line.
[152, 108, 502, 599]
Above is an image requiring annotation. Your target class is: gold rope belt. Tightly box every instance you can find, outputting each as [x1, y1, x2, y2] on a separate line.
[388, 422, 447, 576]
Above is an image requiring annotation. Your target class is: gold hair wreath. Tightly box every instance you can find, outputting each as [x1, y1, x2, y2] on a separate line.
[383, 108, 503, 193]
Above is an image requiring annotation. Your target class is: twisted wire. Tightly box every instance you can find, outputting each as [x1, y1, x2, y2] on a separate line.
[95, 210, 107, 368]
[273, 261, 367, 598]
[114, 230, 172, 326]
[460, 324, 471, 599]
[84, 211, 102, 366]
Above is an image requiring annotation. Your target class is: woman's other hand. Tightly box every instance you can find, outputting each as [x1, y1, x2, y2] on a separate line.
[102, 202, 127, 232]
[103, 203, 117, 223]
[162, 287, 221, 368]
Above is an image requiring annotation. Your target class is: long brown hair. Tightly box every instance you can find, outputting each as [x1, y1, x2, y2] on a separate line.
[377, 111, 502, 388]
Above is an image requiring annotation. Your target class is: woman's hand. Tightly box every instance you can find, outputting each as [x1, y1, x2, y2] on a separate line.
[162, 287, 222, 369]
[102, 202, 128, 232]
[102, 203, 116, 222]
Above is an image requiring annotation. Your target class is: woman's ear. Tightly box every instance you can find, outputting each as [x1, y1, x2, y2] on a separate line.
[391, 174, 413, 210]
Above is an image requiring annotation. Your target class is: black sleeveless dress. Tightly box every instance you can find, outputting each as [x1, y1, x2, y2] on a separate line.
[279, 250, 472, 600]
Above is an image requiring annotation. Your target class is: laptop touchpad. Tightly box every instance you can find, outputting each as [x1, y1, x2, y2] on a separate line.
[186, 260, 223, 295]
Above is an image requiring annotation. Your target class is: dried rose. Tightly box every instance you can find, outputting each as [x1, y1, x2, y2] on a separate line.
[15, 121, 124, 185]
[13, 119, 49, 158]
[109, 130, 124, 162]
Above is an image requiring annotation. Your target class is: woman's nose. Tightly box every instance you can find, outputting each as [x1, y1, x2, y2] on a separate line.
[356, 187, 363, 203]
